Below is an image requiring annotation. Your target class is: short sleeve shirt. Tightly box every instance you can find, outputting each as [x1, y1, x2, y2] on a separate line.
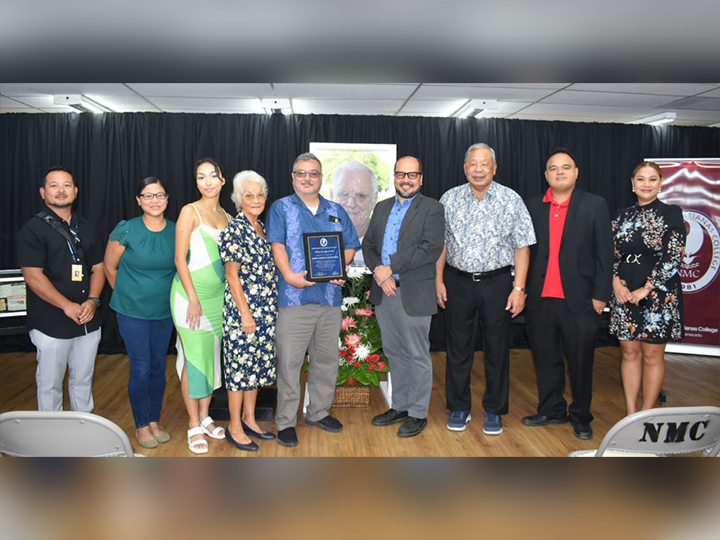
[17, 207, 103, 338]
[440, 182, 536, 273]
[266, 194, 360, 308]
[109, 216, 176, 320]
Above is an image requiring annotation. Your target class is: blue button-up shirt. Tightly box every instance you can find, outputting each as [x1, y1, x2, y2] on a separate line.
[266, 194, 360, 308]
[381, 195, 417, 279]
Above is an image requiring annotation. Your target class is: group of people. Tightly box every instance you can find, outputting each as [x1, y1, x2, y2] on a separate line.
[17, 144, 686, 453]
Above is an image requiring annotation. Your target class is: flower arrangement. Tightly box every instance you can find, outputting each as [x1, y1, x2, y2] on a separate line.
[336, 266, 389, 386]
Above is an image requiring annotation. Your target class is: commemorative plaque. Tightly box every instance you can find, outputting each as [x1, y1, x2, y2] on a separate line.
[303, 232, 347, 282]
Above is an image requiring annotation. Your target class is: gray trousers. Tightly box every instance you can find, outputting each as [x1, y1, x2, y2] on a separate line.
[275, 305, 341, 430]
[375, 288, 433, 419]
[29, 328, 101, 412]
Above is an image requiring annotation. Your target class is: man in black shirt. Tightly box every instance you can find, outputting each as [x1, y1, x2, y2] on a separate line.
[17, 166, 105, 412]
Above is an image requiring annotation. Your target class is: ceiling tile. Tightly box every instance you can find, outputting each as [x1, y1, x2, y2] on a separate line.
[292, 99, 405, 114]
[85, 94, 160, 112]
[415, 85, 558, 101]
[151, 97, 264, 112]
[570, 83, 719, 96]
[0, 83, 133, 96]
[126, 83, 273, 98]
[274, 84, 418, 100]
[437, 83, 571, 89]
[669, 97, 720, 111]
[542, 90, 682, 108]
[0, 96, 33, 108]
[519, 103, 645, 117]
[697, 88, 720, 98]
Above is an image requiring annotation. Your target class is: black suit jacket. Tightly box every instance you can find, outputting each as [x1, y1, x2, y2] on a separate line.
[362, 194, 445, 317]
[525, 189, 613, 313]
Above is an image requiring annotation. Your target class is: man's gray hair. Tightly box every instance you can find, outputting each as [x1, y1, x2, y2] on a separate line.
[231, 170, 268, 212]
[293, 152, 322, 173]
[464, 143, 497, 164]
[331, 160, 378, 197]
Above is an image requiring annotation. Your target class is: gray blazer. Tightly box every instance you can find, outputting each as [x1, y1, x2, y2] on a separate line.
[362, 194, 445, 317]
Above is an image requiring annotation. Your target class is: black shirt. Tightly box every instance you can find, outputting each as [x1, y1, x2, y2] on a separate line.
[17, 207, 103, 338]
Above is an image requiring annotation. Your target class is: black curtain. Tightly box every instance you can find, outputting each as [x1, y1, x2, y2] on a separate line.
[1, 113, 717, 353]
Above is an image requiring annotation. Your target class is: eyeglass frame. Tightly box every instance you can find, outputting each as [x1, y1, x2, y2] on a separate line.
[138, 192, 169, 201]
[293, 169, 322, 179]
[394, 171, 423, 180]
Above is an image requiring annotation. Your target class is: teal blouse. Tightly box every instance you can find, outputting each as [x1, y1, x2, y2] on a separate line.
[109, 216, 176, 320]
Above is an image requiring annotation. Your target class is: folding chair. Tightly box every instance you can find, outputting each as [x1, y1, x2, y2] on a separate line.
[0, 411, 137, 457]
[569, 406, 720, 457]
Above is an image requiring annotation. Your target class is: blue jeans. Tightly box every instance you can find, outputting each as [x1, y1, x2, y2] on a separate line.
[116, 313, 174, 429]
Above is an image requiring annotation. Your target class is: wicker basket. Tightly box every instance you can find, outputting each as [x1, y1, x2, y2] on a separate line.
[333, 384, 371, 408]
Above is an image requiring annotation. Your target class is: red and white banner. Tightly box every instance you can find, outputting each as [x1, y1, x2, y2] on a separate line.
[651, 158, 720, 349]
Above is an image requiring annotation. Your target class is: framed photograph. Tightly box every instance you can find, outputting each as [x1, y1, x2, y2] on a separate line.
[0, 270, 27, 318]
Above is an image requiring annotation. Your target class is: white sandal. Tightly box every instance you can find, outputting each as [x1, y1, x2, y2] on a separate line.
[200, 416, 226, 440]
[187, 427, 209, 454]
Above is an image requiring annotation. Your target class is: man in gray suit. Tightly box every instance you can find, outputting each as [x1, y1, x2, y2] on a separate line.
[362, 156, 445, 437]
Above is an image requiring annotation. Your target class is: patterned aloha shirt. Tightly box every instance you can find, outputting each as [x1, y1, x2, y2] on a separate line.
[440, 182, 536, 272]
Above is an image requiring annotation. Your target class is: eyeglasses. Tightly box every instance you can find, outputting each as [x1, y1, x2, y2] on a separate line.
[394, 172, 422, 180]
[293, 170, 322, 179]
[138, 192, 168, 201]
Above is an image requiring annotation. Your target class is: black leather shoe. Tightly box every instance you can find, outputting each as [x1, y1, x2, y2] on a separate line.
[572, 422, 593, 440]
[372, 408, 409, 427]
[242, 421, 276, 440]
[226, 429, 259, 452]
[277, 427, 299, 447]
[305, 415, 344, 433]
[398, 417, 428, 438]
[521, 414, 569, 427]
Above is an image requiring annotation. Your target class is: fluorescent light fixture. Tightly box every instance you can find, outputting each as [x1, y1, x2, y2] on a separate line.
[261, 98, 292, 115]
[53, 95, 113, 113]
[451, 99, 499, 118]
[630, 112, 677, 126]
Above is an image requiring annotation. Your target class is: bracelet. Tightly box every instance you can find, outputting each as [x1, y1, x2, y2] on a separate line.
[643, 283, 654, 291]
[513, 285, 525, 293]
[88, 297, 101, 308]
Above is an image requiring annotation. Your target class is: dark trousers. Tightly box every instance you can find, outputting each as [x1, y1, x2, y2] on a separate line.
[117, 313, 175, 429]
[525, 298, 600, 425]
[444, 269, 512, 415]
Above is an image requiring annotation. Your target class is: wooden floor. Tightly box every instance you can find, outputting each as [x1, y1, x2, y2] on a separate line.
[1, 348, 718, 456]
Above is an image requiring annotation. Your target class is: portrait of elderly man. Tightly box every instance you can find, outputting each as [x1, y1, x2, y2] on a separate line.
[331, 160, 379, 267]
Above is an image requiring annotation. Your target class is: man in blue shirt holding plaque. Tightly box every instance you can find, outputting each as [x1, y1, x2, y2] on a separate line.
[267, 152, 360, 447]
[363, 156, 445, 438]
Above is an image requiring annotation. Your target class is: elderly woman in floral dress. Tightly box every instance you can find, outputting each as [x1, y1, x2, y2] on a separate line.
[219, 171, 278, 452]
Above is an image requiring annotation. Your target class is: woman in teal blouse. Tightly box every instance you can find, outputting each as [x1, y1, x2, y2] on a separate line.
[104, 177, 177, 449]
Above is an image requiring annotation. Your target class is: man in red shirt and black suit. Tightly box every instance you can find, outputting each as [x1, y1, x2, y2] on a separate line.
[522, 148, 613, 440]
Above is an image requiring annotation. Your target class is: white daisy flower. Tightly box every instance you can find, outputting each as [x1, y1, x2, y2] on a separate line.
[354, 343, 371, 361]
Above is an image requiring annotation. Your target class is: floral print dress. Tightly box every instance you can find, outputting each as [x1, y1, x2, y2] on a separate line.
[219, 213, 278, 391]
[609, 199, 686, 344]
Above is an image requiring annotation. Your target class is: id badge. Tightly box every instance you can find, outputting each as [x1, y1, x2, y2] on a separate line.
[72, 264, 84, 282]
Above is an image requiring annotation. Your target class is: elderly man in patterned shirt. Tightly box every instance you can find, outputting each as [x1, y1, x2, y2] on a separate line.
[436, 143, 536, 436]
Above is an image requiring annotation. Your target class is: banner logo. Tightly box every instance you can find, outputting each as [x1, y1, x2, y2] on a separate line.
[681, 210, 720, 293]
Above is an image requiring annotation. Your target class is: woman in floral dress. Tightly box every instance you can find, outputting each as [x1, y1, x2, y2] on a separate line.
[609, 161, 686, 415]
[219, 170, 278, 452]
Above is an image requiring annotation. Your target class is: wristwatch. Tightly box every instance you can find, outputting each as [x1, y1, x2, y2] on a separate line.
[89, 297, 101, 308]
[513, 285, 526, 293]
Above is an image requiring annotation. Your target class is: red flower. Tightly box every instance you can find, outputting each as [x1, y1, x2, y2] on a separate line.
[347, 346, 356, 356]
[377, 361, 386, 370]
[369, 364, 376, 370]
[368, 354, 380, 363]
[355, 308, 375, 317]
[339, 349, 347, 357]
[344, 333, 362, 348]
[353, 362, 361, 367]
[341, 316, 357, 332]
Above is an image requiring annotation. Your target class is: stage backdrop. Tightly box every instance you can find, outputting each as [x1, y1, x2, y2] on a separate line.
[653, 158, 720, 350]
[1, 113, 718, 353]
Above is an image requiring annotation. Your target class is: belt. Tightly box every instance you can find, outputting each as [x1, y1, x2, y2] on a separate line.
[447, 265, 511, 282]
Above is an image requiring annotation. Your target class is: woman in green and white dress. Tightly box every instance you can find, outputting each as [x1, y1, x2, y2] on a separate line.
[171, 158, 232, 454]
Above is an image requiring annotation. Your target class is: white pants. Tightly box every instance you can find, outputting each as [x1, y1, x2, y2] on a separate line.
[29, 328, 101, 412]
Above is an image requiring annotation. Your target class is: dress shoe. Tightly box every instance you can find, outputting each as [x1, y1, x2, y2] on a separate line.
[277, 427, 299, 447]
[305, 415, 344, 433]
[572, 422, 593, 440]
[372, 408, 408, 427]
[226, 429, 259, 452]
[242, 421, 276, 440]
[522, 414, 569, 427]
[398, 417, 427, 438]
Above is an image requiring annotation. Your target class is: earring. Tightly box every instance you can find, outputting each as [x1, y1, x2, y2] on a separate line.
[631, 184, 636, 193]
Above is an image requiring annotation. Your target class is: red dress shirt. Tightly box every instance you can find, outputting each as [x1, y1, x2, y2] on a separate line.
[541, 189, 571, 299]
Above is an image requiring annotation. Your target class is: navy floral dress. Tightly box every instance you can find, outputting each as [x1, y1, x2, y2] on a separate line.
[609, 199, 686, 344]
[219, 213, 278, 391]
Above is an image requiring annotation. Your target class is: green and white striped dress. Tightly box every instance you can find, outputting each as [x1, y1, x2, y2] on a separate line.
[170, 204, 230, 399]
